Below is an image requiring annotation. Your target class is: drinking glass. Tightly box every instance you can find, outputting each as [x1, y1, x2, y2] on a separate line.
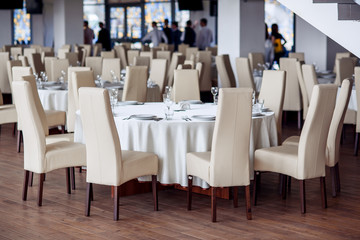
[109, 88, 119, 111]
[164, 86, 172, 99]
[211, 87, 219, 105]
[257, 99, 265, 112]
[163, 93, 173, 120]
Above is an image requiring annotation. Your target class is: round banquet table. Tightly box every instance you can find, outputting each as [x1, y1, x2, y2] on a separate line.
[74, 102, 278, 188]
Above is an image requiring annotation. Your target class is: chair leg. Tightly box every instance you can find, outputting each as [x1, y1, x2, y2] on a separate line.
[335, 163, 341, 193]
[85, 183, 92, 216]
[37, 173, 45, 206]
[114, 186, 120, 221]
[253, 171, 259, 206]
[28, 172, 33, 187]
[298, 110, 302, 129]
[66, 168, 71, 194]
[22, 170, 30, 201]
[330, 166, 336, 197]
[13, 123, 17, 136]
[281, 174, 287, 199]
[211, 187, 217, 222]
[79, 166, 82, 173]
[354, 133, 359, 156]
[90, 182, 94, 201]
[245, 185, 252, 220]
[61, 125, 65, 134]
[288, 176, 292, 193]
[320, 177, 327, 209]
[233, 187, 238, 208]
[152, 175, 158, 211]
[187, 175, 193, 211]
[299, 180, 306, 214]
[17, 130, 22, 153]
[71, 167, 76, 190]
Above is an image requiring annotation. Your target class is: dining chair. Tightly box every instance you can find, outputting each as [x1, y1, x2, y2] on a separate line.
[127, 50, 139, 66]
[60, 44, 71, 52]
[0, 52, 11, 94]
[333, 52, 351, 74]
[205, 46, 217, 56]
[65, 52, 79, 66]
[282, 79, 352, 197]
[178, 43, 189, 56]
[79, 44, 91, 57]
[215, 54, 236, 88]
[92, 43, 102, 56]
[177, 64, 192, 70]
[23, 48, 36, 67]
[167, 44, 175, 53]
[302, 64, 318, 102]
[141, 44, 150, 52]
[19, 55, 30, 66]
[167, 53, 185, 87]
[248, 52, 265, 72]
[196, 51, 212, 92]
[133, 56, 151, 69]
[30, 53, 45, 74]
[140, 51, 154, 60]
[10, 47, 22, 60]
[253, 84, 337, 213]
[44, 57, 58, 81]
[335, 57, 354, 86]
[0, 88, 17, 135]
[184, 60, 195, 68]
[79, 87, 159, 221]
[289, 52, 305, 62]
[72, 71, 96, 114]
[280, 57, 302, 129]
[172, 69, 200, 102]
[185, 47, 198, 60]
[235, 57, 255, 91]
[12, 78, 86, 206]
[85, 56, 103, 79]
[100, 50, 115, 59]
[120, 42, 131, 50]
[80, 48, 87, 66]
[152, 47, 162, 59]
[295, 61, 309, 121]
[101, 58, 121, 82]
[353, 67, 360, 155]
[58, 48, 69, 59]
[187, 88, 253, 222]
[75, 46, 84, 63]
[157, 51, 172, 67]
[195, 62, 203, 80]
[50, 59, 69, 82]
[6, 60, 22, 91]
[122, 66, 148, 102]
[149, 59, 167, 94]
[158, 43, 168, 51]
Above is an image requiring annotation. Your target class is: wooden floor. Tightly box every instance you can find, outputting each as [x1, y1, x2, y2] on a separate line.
[1, 122, 360, 239]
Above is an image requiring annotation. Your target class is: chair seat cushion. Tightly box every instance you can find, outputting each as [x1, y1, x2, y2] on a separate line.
[45, 110, 66, 128]
[46, 133, 74, 145]
[44, 141, 86, 172]
[0, 107, 17, 124]
[121, 150, 158, 185]
[186, 152, 211, 184]
[282, 136, 300, 147]
[254, 145, 298, 179]
[0, 104, 15, 110]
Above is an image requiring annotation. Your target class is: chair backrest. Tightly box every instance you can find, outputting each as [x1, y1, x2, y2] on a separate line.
[172, 69, 200, 102]
[302, 64, 318, 102]
[44, 57, 57, 81]
[19, 55, 30, 66]
[149, 59, 167, 94]
[280, 57, 302, 111]
[289, 52, 305, 62]
[259, 70, 286, 143]
[12, 78, 47, 173]
[184, 60, 195, 68]
[6, 60, 22, 91]
[10, 47, 22, 60]
[327, 79, 352, 168]
[141, 44, 150, 52]
[335, 57, 354, 86]
[151, 47, 162, 58]
[177, 64, 192, 70]
[41, 52, 54, 64]
[122, 66, 148, 102]
[210, 88, 252, 187]
[196, 51, 212, 91]
[101, 50, 115, 59]
[156, 51, 171, 67]
[206, 46, 217, 56]
[121, 42, 131, 50]
[23, 48, 36, 67]
[235, 57, 255, 91]
[295, 61, 309, 120]
[127, 50, 139, 66]
[85, 56, 103, 78]
[298, 84, 337, 179]
[140, 51, 154, 60]
[12, 66, 33, 83]
[333, 52, 351, 73]
[81, 48, 87, 66]
[133, 56, 150, 69]
[0, 52, 10, 94]
[248, 52, 264, 72]
[101, 58, 121, 82]
[79, 44, 91, 57]
[72, 71, 96, 111]
[158, 43, 168, 50]
[355, 67, 360, 133]
[93, 43, 102, 56]
[185, 47, 198, 60]
[195, 62, 203, 80]
[65, 52, 79, 66]
[61, 44, 71, 51]
[30, 53, 45, 74]
[58, 48, 69, 59]
[178, 44, 189, 56]
[215, 54, 236, 88]
[167, 54, 185, 86]
[79, 87, 122, 185]
[67, 67, 92, 132]
[50, 59, 69, 82]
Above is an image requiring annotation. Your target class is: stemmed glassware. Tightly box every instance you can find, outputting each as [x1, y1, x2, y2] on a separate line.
[110, 70, 119, 83]
[109, 88, 119, 112]
[211, 87, 219, 105]
[163, 92, 174, 120]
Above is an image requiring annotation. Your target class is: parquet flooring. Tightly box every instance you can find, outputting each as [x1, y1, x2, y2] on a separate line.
[0, 122, 360, 239]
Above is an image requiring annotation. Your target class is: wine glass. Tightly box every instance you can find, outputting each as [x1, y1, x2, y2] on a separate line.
[211, 87, 219, 105]
[164, 86, 172, 99]
[257, 99, 265, 112]
[109, 88, 119, 111]
[163, 93, 173, 120]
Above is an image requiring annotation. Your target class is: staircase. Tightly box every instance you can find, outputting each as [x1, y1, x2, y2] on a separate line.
[277, 0, 360, 57]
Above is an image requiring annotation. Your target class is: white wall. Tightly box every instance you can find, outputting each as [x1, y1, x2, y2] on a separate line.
[43, 0, 54, 47]
[0, 10, 12, 47]
[32, 15, 44, 46]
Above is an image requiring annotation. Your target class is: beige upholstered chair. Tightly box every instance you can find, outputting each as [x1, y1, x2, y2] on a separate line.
[295, 61, 309, 120]
[282, 79, 352, 197]
[120, 42, 131, 50]
[127, 50, 139, 66]
[150, 59, 167, 94]
[140, 51, 154, 60]
[6, 60, 22, 91]
[29, 53, 45, 74]
[235, 57, 255, 91]
[289, 52, 305, 62]
[172, 69, 200, 102]
[280, 58, 302, 129]
[156, 51, 171, 67]
[44, 57, 57, 81]
[195, 62, 203, 80]
[133, 56, 150, 69]
[85, 56, 103, 79]
[184, 60, 195, 68]
[0, 52, 11, 94]
[10, 47, 22, 60]
[353, 67, 360, 155]
[67, 67, 92, 132]
[248, 52, 265, 72]
[185, 47, 198, 60]
[65, 52, 79, 66]
[50, 59, 69, 82]
[79, 44, 91, 57]
[158, 43, 168, 50]
[101, 50, 115, 59]
[141, 44, 150, 52]
[259, 70, 286, 143]
[335, 57, 354, 86]
[40, 51, 54, 64]
[254, 84, 338, 213]
[79, 87, 159, 220]
[12, 78, 86, 206]
[151, 47, 162, 58]
[215, 54, 236, 88]
[80, 48, 87, 66]
[177, 64, 192, 70]
[122, 66, 148, 102]
[19, 55, 30, 66]
[333, 52, 351, 73]
[302, 64, 318, 102]
[0, 88, 17, 133]
[178, 44, 189, 56]
[23, 48, 36, 67]
[187, 88, 253, 222]
[72, 71, 96, 113]
[58, 48, 69, 59]
[205, 46, 217, 56]
[167, 53, 185, 87]
[196, 51, 212, 92]
[60, 44, 71, 52]
[92, 43, 102, 56]
[101, 58, 121, 82]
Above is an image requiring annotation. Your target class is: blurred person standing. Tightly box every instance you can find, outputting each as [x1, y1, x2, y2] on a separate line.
[172, 22, 182, 52]
[163, 19, 173, 44]
[196, 18, 213, 50]
[181, 20, 196, 47]
[271, 23, 286, 64]
[97, 22, 111, 51]
[142, 21, 168, 47]
[84, 20, 94, 45]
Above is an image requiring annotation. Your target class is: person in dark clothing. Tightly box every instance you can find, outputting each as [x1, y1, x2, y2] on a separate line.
[97, 22, 111, 51]
[181, 20, 196, 47]
[271, 23, 286, 64]
[171, 22, 182, 52]
[162, 19, 173, 44]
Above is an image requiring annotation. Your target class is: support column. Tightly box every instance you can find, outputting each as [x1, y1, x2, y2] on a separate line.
[0, 10, 12, 47]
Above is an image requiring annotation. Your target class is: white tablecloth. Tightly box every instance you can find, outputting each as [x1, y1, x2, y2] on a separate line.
[38, 89, 68, 112]
[74, 103, 277, 188]
[253, 76, 262, 93]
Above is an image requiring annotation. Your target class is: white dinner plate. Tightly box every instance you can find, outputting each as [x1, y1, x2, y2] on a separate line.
[191, 115, 216, 121]
[117, 101, 138, 106]
[130, 114, 157, 120]
[180, 100, 203, 104]
[252, 113, 264, 117]
[42, 82, 59, 86]
[45, 86, 63, 90]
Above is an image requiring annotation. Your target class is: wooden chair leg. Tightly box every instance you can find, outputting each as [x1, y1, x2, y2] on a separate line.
[17, 130, 22, 153]
[61, 125, 65, 134]
[330, 166, 336, 197]
[90, 182, 94, 201]
[13, 123, 17, 136]
[37, 173, 45, 206]
[22, 170, 30, 201]
[320, 177, 327, 209]
[253, 171, 259, 206]
[335, 163, 341, 193]
[28, 172, 33, 187]
[71, 167, 76, 190]
[152, 175, 158, 211]
[114, 185, 120, 221]
[299, 180, 306, 214]
[211, 187, 217, 222]
[79, 166, 82, 173]
[354, 133, 359, 156]
[298, 110, 302, 129]
[187, 175, 193, 211]
[281, 174, 287, 199]
[245, 185, 252, 220]
[85, 183, 92, 216]
[288, 176, 292, 193]
[233, 186, 238, 208]
[66, 168, 71, 194]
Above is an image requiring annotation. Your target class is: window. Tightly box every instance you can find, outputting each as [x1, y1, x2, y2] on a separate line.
[144, 1, 171, 31]
[110, 7, 125, 39]
[175, 2, 190, 31]
[13, 1, 31, 44]
[83, 0, 105, 43]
